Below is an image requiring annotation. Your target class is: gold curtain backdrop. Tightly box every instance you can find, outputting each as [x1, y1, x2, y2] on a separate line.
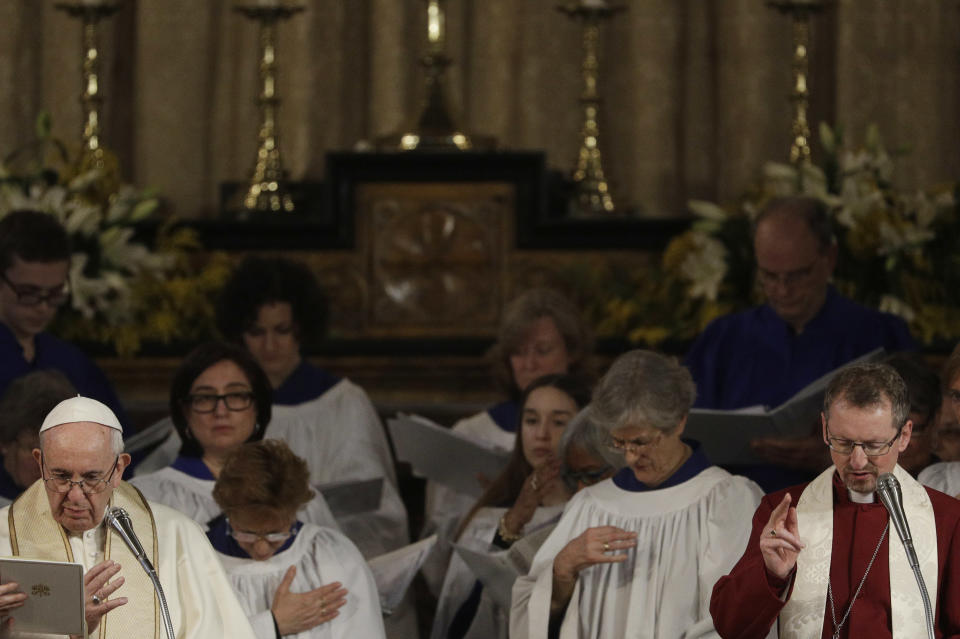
[0, 0, 958, 219]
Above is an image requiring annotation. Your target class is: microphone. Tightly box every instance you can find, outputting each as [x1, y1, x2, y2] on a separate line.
[876, 473, 918, 568]
[104, 507, 176, 639]
[105, 507, 156, 576]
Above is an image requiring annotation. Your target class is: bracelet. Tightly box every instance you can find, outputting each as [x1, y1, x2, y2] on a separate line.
[498, 513, 524, 542]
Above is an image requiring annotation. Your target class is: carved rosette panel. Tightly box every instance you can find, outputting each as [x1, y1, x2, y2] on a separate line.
[361, 182, 511, 336]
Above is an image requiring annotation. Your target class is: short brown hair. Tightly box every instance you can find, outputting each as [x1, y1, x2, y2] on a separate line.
[823, 362, 910, 431]
[942, 342, 960, 394]
[212, 440, 315, 518]
[489, 288, 593, 398]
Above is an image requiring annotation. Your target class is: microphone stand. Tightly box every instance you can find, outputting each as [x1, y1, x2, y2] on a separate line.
[876, 474, 935, 639]
[106, 507, 176, 639]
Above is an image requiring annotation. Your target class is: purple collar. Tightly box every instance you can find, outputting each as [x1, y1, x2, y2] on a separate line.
[612, 440, 711, 492]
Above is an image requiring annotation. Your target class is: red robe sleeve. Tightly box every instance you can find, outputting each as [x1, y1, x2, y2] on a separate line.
[710, 487, 804, 639]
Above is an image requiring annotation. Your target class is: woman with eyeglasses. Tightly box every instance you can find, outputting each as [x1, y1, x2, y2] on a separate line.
[431, 373, 592, 639]
[130, 342, 336, 529]
[510, 350, 764, 639]
[207, 439, 385, 639]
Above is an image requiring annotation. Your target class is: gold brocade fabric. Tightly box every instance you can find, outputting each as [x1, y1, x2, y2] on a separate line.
[8, 481, 161, 639]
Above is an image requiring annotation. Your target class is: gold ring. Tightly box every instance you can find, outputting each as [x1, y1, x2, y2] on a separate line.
[602, 542, 610, 551]
[770, 529, 777, 537]
[92, 594, 102, 605]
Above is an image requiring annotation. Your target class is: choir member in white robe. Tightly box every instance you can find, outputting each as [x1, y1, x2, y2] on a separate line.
[510, 350, 763, 639]
[423, 289, 594, 593]
[206, 439, 385, 639]
[458, 406, 621, 639]
[0, 396, 255, 639]
[432, 374, 592, 639]
[214, 256, 409, 560]
[129, 342, 338, 531]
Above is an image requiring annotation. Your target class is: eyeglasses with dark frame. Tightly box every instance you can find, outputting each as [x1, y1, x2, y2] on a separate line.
[226, 518, 295, 545]
[184, 392, 255, 413]
[0, 271, 70, 307]
[824, 427, 902, 456]
[41, 453, 120, 494]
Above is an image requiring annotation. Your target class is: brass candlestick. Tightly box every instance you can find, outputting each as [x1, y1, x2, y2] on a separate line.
[377, 0, 495, 151]
[54, 1, 122, 178]
[767, 0, 829, 168]
[232, 2, 305, 215]
[557, 1, 625, 218]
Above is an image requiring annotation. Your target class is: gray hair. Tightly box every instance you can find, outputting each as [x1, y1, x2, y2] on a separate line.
[40, 425, 125, 456]
[558, 406, 624, 470]
[591, 350, 696, 434]
[823, 362, 911, 431]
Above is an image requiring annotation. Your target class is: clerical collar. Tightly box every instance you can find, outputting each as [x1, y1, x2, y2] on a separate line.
[171, 455, 215, 480]
[612, 440, 710, 492]
[848, 489, 875, 504]
[487, 400, 520, 433]
[205, 514, 302, 558]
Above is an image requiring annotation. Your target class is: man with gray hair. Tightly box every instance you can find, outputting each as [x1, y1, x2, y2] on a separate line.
[712, 362, 960, 638]
[0, 396, 255, 638]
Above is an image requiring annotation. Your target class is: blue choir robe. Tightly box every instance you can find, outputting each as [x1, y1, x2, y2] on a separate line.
[272, 360, 341, 406]
[685, 286, 916, 411]
[0, 322, 128, 426]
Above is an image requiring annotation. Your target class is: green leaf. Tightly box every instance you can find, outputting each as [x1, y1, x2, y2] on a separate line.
[35, 112, 52, 140]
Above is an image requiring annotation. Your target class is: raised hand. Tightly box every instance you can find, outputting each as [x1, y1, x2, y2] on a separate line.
[502, 456, 567, 537]
[760, 493, 804, 580]
[271, 566, 348, 635]
[83, 560, 128, 634]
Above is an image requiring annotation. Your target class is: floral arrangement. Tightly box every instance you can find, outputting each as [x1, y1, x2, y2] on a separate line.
[584, 123, 960, 347]
[0, 115, 230, 356]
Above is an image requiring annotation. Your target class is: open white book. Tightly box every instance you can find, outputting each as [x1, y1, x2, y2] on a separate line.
[315, 477, 383, 517]
[685, 348, 885, 465]
[367, 534, 438, 615]
[0, 557, 85, 635]
[387, 414, 512, 497]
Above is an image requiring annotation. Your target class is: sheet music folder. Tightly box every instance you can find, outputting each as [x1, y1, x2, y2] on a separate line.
[686, 348, 885, 466]
[0, 557, 84, 635]
[316, 477, 383, 517]
[387, 414, 512, 497]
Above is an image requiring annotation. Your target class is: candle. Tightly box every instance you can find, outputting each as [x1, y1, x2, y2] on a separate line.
[580, 0, 608, 7]
[427, 1, 445, 44]
[256, 0, 280, 7]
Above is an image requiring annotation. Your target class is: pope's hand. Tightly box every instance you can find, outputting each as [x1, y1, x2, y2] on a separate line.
[0, 581, 26, 616]
[271, 566, 347, 635]
[83, 560, 128, 634]
[760, 493, 804, 580]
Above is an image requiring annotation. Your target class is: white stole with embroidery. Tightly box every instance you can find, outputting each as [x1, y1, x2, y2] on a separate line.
[779, 464, 938, 638]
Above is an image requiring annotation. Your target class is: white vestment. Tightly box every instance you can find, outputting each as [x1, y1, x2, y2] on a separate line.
[511, 467, 763, 639]
[217, 524, 386, 639]
[432, 504, 563, 639]
[422, 410, 516, 594]
[128, 466, 339, 531]
[266, 379, 409, 559]
[919, 460, 960, 497]
[0, 492, 256, 639]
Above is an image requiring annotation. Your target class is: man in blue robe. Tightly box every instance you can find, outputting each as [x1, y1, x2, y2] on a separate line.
[0, 210, 127, 426]
[684, 197, 915, 490]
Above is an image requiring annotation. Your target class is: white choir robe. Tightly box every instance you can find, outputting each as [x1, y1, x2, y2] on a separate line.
[0, 500, 256, 639]
[129, 466, 340, 531]
[432, 504, 564, 639]
[267, 379, 409, 559]
[510, 467, 763, 639]
[919, 460, 960, 497]
[422, 410, 516, 595]
[217, 524, 386, 639]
